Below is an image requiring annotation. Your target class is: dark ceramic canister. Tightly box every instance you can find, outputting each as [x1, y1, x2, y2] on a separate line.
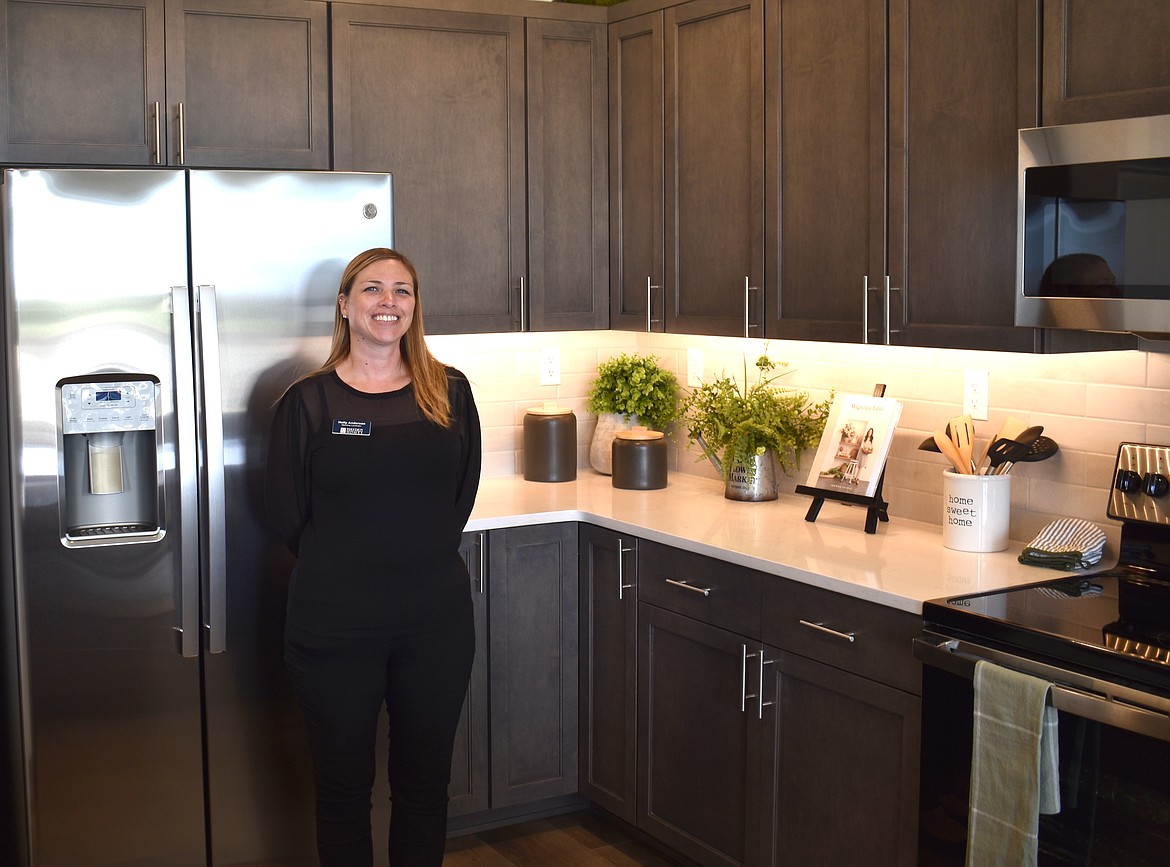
[611, 426, 667, 490]
[523, 403, 577, 482]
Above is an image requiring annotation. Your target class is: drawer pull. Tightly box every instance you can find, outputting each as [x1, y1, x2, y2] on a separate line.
[799, 619, 856, 643]
[665, 578, 711, 597]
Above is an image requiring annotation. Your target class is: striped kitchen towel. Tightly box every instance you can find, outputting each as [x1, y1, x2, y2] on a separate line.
[1018, 518, 1107, 571]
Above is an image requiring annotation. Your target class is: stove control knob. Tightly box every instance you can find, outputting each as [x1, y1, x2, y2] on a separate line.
[1141, 472, 1170, 498]
[1116, 469, 1143, 493]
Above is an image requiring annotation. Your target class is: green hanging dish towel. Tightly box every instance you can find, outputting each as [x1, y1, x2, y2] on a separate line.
[965, 660, 1060, 867]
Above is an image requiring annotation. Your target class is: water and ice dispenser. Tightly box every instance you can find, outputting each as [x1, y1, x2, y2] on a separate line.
[58, 375, 161, 542]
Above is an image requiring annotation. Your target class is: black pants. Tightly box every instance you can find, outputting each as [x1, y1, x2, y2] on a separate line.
[285, 604, 475, 867]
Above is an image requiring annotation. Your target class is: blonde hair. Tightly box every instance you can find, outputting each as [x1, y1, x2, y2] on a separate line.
[311, 248, 452, 427]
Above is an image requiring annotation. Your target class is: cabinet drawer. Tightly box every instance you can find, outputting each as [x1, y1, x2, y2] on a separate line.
[762, 578, 921, 695]
[637, 541, 761, 638]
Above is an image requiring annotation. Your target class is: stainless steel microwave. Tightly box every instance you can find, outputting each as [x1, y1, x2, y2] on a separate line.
[1016, 113, 1170, 336]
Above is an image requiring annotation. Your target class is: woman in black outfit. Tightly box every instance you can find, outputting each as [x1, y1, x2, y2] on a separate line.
[266, 248, 481, 866]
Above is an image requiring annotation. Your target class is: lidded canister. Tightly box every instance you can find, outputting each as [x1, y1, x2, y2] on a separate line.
[611, 426, 667, 490]
[523, 403, 577, 482]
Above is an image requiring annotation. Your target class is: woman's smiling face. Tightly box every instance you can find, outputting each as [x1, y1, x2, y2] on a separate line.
[338, 257, 416, 350]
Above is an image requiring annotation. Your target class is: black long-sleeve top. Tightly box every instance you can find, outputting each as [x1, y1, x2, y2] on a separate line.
[265, 367, 481, 636]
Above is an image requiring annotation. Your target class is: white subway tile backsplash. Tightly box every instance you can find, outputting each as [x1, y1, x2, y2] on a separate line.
[436, 329, 1164, 544]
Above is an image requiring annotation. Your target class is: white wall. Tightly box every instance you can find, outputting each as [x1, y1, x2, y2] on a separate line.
[427, 329, 1169, 550]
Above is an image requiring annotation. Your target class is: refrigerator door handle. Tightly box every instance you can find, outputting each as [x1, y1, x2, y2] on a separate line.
[171, 287, 201, 659]
[195, 284, 228, 654]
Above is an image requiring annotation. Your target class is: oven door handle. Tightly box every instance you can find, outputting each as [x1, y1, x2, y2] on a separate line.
[914, 635, 1170, 743]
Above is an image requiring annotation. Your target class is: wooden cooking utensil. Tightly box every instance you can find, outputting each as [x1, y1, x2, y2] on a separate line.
[934, 429, 970, 474]
[949, 414, 976, 474]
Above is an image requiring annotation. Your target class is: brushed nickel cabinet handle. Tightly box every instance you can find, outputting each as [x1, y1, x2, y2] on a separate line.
[176, 102, 186, 165]
[646, 277, 662, 331]
[883, 275, 891, 344]
[758, 651, 774, 719]
[152, 101, 162, 165]
[618, 539, 634, 600]
[799, 619, 856, 643]
[741, 644, 751, 712]
[664, 578, 711, 597]
[744, 277, 761, 337]
[512, 277, 527, 331]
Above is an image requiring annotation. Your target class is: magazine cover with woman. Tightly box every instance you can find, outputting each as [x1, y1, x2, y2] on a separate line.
[805, 393, 903, 499]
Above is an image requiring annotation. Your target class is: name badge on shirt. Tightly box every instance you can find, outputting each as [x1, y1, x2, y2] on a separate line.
[333, 419, 372, 437]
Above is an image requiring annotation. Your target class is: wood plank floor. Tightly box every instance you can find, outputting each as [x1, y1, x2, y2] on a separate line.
[443, 811, 683, 866]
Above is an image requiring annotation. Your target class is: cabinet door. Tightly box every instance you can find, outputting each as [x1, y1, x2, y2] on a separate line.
[488, 523, 579, 808]
[638, 602, 765, 867]
[889, 0, 1039, 351]
[526, 18, 609, 331]
[1042, 0, 1170, 124]
[664, 0, 765, 337]
[448, 531, 490, 818]
[759, 649, 920, 867]
[767, 0, 1038, 351]
[609, 11, 665, 332]
[164, 0, 329, 169]
[764, 0, 885, 344]
[332, 4, 526, 334]
[578, 526, 637, 824]
[0, 0, 166, 165]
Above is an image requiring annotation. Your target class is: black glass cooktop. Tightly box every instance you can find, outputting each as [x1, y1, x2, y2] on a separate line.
[924, 567, 1170, 698]
[925, 443, 1170, 697]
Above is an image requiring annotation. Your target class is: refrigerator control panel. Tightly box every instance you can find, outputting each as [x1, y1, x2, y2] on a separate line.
[60, 378, 157, 434]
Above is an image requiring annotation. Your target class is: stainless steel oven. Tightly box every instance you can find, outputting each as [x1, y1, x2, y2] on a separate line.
[915, 443, 1170, 865]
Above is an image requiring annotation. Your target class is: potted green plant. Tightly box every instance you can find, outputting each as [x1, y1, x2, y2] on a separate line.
[586, 352, 680, 474]
[680, 354, 831, 501]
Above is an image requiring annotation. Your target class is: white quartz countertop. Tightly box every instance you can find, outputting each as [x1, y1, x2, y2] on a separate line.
[467, 472, 1099, 615]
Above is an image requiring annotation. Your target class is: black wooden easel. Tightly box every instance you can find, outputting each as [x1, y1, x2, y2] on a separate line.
[794, 384, 891, 535]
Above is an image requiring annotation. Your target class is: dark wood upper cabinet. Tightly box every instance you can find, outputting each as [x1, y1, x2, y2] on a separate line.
[0, 0, 167, 165]
[889, 0, 1040, 351]
[332, 4, 606, 334]
[1042, 0, 1170, 125]
[526, 18, 610, 331]
[664, 0, 765, 337]
[610, 0, 763, 338]
[332, 3, 527, 334]
[766, 0, 1040, 352]
[164, 0, 330, 169]
[609, 11, 666, 332]
[764, 0, 886, 345]
[0, 0, 329, 168]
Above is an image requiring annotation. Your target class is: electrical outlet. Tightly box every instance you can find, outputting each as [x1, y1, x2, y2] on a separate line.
[539, 346, 560, 386]
[687, 348, 704, 387]
[963, 368, 989, 421]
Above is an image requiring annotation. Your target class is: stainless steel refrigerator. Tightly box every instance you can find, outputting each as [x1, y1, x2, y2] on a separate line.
[1, 168, 393, 866]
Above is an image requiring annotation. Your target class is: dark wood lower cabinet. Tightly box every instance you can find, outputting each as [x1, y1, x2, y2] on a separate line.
[760, 649, 921, 867]
[579, 525, 638, 824]
[449, 531, 490, 817]
[448, 525, 579, 819]
[488, 523, 579, 808]
[637, 602, 767, 867]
